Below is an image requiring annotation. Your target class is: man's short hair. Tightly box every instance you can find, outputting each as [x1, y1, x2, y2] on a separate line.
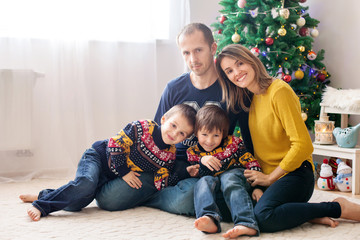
[176, 23, 214, 47]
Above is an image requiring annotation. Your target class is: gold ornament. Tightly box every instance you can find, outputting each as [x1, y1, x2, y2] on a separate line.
[279, 8, 290, 19]
[298, 46, 305, 52]
[278, 27, 287, 36]
[232, 32, 241, 43]
[295, 69, 304, 79]
[301, 112, 308, 121]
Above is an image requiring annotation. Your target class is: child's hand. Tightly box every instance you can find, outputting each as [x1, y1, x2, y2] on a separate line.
[252, 188, 263, 202]
[187, 164, 199, 177]
[122, 171, 142, 189]
[201, 156, 222, 171]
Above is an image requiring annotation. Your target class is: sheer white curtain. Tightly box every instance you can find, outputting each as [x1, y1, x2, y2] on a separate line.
[0, 0, 190, 182]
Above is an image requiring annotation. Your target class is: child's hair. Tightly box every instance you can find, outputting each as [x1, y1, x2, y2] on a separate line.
[163, 104, 197, 137]
[194, 105, 229, 139]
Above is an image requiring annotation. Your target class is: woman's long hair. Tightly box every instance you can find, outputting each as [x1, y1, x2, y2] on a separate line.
[215, 44, 273, 112]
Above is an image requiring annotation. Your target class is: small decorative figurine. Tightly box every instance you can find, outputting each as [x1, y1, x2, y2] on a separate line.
[333, 123, 360, 148]
[317, 158, 335, 190]
[333, 159, 352, 192]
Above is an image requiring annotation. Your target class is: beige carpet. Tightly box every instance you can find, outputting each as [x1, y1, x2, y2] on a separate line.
[1, 178, 360, 240]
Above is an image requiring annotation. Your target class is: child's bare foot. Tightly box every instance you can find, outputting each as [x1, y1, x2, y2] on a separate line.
[333, 197, 360, 221]
[19, 194, 38, 203]
[194, 216, 218, 233]
[27, 206, 41, 221]
[309, 217, 339, 228]
[222, 225, 257, 239]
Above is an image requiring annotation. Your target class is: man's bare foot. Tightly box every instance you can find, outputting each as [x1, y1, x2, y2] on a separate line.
[27, 206, 41, 221]
[222, 225, 257, 239]
[333, 197, 360, 221]
[19, 194, 38, 203]
[309, 217, 339, 228]
[194, 216, 218, 233]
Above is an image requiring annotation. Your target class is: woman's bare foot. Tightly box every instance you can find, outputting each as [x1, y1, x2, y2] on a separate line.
[19, 194, 38, 203]
[333, 197, 360, 221]
[27, 206, 41, 221]
[309, 217, 339, 228]
[194, 216, 218, 233]
[222, 225, 257, 239]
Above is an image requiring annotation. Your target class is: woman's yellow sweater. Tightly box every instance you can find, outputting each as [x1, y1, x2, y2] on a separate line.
[249, 79, 314, 175]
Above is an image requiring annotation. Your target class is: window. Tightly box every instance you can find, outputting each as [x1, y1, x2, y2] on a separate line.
[0, 0, 170, 41]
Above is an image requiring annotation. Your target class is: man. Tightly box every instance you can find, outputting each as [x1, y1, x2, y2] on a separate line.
[95, 23, 252, 217]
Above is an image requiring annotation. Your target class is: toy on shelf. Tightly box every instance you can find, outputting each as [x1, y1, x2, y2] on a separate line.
[333, 159, 352, 192]
[333, 123, 360, 148]
[317, 158, 335, 190]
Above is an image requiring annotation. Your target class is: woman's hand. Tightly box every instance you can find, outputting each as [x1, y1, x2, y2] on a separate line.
[122, 171, 142, 189]
[187, 164, 200, 177]
[201, 156, 222, 171]
[244, 170, 273, 187]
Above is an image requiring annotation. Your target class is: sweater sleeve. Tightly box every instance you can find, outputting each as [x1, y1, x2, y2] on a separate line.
[108, 122, 136, 177]
[272, 86, 314, 172]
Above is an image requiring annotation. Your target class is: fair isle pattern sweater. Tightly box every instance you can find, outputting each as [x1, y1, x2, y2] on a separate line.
[107, 120, 176, 190]
[186, 135, 261, 177]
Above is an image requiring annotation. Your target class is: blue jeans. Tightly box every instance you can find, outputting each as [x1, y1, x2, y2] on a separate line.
[255, 161, 342, 232]
[33, 148, 110, 216]
[96, 175, 199, 215]
[194, 168, 259, 233]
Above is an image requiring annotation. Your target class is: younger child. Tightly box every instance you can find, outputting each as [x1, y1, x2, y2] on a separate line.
[20, 104, 196, 221]
[186, 105, 262, 239]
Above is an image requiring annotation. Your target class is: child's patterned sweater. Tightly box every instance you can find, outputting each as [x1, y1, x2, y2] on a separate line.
[92, 120, 177, 190]
[186, 135, 261, 177]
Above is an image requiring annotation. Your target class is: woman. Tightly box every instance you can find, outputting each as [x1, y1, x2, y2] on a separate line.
[215, 44, 360, 233]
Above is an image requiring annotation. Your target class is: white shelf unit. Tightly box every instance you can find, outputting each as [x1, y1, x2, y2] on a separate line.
[312, 104, 360, 195]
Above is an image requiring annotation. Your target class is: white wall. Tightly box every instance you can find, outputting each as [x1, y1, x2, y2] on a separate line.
[188, 0, 360, 126]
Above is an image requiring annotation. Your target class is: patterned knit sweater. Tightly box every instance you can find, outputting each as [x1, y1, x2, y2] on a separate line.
[93, 120, 177, 190]
[186, 135, 261, 177]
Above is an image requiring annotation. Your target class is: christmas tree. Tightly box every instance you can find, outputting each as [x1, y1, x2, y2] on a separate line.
[211, 0, 331, 130]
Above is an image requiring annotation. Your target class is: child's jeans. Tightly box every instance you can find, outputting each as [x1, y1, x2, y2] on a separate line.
[194, 168, 259, 234]
[33, 148, 157, 216]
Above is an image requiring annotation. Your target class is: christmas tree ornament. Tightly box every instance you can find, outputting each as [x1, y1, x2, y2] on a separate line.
[295, 69, 304, 79]
[250, 8, 258, 18]
[307, 51, 317, 60]
[265, 37, 274, 46]
[220, 15, 227, 24]
[299, 27, 309, 36]
[317, 72, 326, 81]
[251, 47, 260, 57]
[271, 8, 279, 18]
[296, 17, 306, 27]
[299, 0, 307, 3]
[237, 0, 246, 8]
[218, 29, 223, 34]
[310, 28, 319, 38]
[279, 8, 290, 19]
[283, 74, 292, 83]
[278, 27, 287, 36]
[301, 112, 308, 121]
[298, 45, 305, 52]
[232, 32, 241, 43]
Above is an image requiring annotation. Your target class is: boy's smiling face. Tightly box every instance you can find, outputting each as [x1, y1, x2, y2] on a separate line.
[160, 113, 193, 145]
[197, 127, 223, 152]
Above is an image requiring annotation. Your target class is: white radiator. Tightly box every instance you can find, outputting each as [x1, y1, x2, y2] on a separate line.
[0, 69, 42, 151]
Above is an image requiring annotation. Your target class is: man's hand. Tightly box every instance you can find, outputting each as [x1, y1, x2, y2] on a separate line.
[187, 164, 199, 177]
[201, 156, 222, 171]
[122, 171, 142, 189]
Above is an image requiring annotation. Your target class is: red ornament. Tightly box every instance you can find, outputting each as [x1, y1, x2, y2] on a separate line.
[251, 47, 260, 57]
[265, 37, 274, 46]
[218, 29, 223, 34]
[299, 27, 309, 36]
[283, 74, 292, 83]
[220, 15, 226, 24]
[299, 0, 307, 3]
[317, 73, 326, 82]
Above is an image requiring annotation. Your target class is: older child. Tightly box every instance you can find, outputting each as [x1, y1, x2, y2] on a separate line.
[20, 104, 196, 221]
[186, 105, 262, 238]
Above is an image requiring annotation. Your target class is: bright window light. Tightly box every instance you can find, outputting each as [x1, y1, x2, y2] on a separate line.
[0, 0, 170, 41]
